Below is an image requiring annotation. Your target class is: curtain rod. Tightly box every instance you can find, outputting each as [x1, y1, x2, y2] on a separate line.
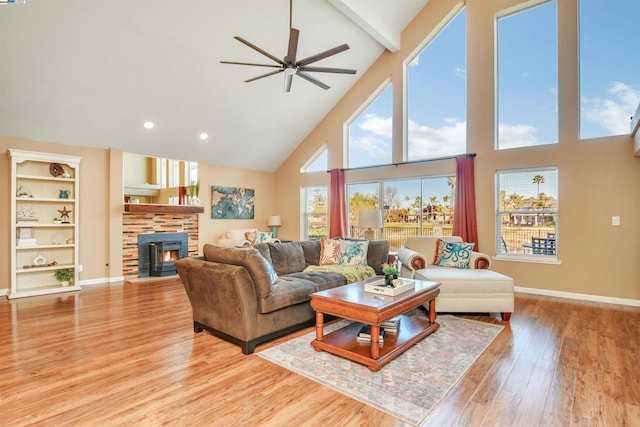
[326, 153, 476, 173]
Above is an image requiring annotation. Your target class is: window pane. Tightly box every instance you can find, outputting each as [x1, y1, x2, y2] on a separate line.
[383, 179, 421, 250]
[302, 148, 327, 173]
[421, 176, 455, 237]
[497, 2, 558, 149]
[496, 168, 558, 257]
[407, 9, 466, 160]
[579, 0, 640, 139]
[347, 182, 380, 238]
[348, 84, 392, 168]
[303, 186, 327, 240]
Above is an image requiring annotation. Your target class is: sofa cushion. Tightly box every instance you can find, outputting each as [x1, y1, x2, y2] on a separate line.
[259, 272, 346, 313]
[268, 241, 306, 275]
[435, 240, 475, 269]
[366, 240, 390, 275]
[300, 240, 321, 266]
[319, 238, 342, 265]
[339, 240, 369, 265]
[415, 268, 514, 294]
[253, 242, 273, 265]
[203, 244, 277, 298]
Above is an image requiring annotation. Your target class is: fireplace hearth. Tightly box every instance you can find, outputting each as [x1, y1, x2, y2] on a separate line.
[137, 232, 188, 277]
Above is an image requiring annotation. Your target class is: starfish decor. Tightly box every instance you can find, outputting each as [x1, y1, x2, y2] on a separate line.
[57, 206, 72, 222]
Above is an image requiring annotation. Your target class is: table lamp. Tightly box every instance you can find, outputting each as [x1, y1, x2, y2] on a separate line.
[267, 215, 282, 238]
[358, 210, 382, 240]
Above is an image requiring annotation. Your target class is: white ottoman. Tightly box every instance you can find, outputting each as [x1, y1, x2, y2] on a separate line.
[414, 268, 514, 320]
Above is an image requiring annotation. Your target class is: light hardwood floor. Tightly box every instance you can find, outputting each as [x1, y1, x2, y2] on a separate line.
[1, 278, 639, 426]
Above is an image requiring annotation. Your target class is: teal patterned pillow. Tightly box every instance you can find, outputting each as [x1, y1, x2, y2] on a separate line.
[436, 241, 474, 269]
[255, 231, 273, 243]
[339, 240, 369, 266]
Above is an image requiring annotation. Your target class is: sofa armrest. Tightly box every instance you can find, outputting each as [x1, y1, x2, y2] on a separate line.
[398, 247, 427, 272]
[471, 251, 491, 269]
[175, 257, 259, 340]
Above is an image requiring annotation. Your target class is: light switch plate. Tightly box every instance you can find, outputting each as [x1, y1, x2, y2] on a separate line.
[612, 216, 620, 226]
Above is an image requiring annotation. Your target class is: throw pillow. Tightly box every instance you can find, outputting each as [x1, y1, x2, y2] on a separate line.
[319, 238, 341, 265]
[435, 240, 475, 269]
[339, 240, 369, 266]
[255, 231, 273, 243]
[245, 231, 257, 244]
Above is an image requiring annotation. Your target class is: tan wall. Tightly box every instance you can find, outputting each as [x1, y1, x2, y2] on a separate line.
[275, 0, 640, 301]
[2, 138, 277, 291]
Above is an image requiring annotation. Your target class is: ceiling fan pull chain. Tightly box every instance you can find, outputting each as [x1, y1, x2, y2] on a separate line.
[290, 0, 293, 30]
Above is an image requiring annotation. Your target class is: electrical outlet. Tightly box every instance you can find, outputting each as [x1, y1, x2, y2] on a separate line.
[611, 216, 620, 226]
[77, 264, 83, 272]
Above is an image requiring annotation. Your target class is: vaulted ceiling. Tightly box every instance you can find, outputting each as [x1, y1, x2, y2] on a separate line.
[0, 0, 429, 172]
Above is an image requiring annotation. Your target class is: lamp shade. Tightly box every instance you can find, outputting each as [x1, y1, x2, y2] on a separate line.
[358, 210, 382, 229]
[267, 215, 281, 227]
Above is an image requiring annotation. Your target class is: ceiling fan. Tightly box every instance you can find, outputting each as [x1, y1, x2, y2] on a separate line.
[221, 0, 357, 92]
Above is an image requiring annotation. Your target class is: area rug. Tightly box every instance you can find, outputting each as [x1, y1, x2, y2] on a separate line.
[258, 315, 504, 426]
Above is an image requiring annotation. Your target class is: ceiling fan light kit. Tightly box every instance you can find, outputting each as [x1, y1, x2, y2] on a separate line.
[221, 0, 357, 92]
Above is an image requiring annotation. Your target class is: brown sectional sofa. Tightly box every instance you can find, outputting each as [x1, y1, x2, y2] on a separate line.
[175, 239, 389, 354]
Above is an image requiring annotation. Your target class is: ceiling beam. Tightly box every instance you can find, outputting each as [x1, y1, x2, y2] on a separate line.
[327, 0, 401, 52]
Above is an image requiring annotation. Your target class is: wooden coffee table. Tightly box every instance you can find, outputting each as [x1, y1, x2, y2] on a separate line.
[310, 278, 440, 371]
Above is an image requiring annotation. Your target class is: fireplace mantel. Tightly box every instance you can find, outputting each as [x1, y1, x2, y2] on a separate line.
[124, 203, 204, 214]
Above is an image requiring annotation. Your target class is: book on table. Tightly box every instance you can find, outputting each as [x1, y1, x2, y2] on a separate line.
[381, 317, 400, 333]
[357, 325, 385, 343]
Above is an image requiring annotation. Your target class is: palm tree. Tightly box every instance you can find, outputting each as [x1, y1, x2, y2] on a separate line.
[532, 175, 545, 197]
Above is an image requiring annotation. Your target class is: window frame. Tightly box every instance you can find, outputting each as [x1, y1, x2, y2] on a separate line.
[494, 166, 560, 264]
[301, 185, 328, 241]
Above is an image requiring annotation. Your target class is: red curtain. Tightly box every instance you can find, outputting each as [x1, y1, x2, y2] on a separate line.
[329, 169, 347, 238]
[452, 154, 479, 250]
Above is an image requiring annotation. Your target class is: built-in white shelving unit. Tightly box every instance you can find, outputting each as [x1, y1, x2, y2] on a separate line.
[8, 149, 81, 299]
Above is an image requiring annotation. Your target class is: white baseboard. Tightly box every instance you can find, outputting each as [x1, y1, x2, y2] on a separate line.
[78, 276, 125, 287]
[515, 286, 640, 308]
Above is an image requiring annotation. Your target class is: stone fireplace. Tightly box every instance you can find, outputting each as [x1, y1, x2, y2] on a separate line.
[122, 211, 200, 278]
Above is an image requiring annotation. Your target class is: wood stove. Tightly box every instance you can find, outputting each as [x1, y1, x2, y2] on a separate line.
[137, 232, 188, 277]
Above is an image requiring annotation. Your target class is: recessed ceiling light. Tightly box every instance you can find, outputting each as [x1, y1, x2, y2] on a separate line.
[199, 133, 209, 140]
[143, 121, 154, 129]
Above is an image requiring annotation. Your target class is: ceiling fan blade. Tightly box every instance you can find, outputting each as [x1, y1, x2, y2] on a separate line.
[221, 61, 282, 69]
[296, 71, 330, 90]
[245, 69, 283, 83]
[299, 66, 357, 74]
[234, 36, 286, 66]
[285, 28, 300, 64]
[296, 44, 350, 67]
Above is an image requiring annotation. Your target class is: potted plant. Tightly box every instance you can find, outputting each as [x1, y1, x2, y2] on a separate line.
[53, 217, 62, 224]
[382, 263, 399, 286]
[53, 268, 74, 286]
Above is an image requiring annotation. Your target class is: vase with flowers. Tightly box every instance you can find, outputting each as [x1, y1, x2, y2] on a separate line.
[187, 179, 201, 206]
[382, 263, 399, 286]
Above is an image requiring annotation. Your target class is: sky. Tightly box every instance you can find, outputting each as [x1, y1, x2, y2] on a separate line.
[347, 0, 640, 166]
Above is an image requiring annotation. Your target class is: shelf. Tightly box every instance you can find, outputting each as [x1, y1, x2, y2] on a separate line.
[124, 203, 204, 214]
[7, 285, 81, 299]
[17, 263, 75, 274]
[16, 244, 75, 250]
[16, 197, 76, 203]
[16, 223, 75, 228]
[16, 174, 75, 182]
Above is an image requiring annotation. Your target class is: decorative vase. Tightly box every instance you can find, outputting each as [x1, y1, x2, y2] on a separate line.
[385, 274, 397, 286]
[60, 280, 70, 287]
[191, 196, 201, 206]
